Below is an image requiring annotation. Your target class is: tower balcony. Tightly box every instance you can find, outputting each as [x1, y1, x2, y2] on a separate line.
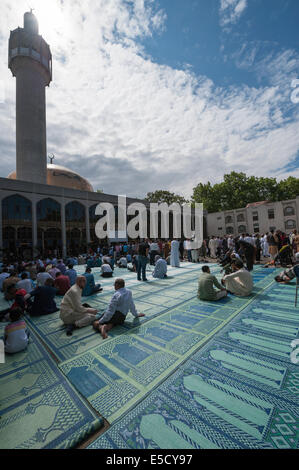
[8, 27, 52, 85]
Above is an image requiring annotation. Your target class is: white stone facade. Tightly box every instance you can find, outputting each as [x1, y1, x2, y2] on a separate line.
[206, 197, 299, 237]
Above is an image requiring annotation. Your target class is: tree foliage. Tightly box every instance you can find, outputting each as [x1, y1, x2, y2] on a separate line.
[145, 190, 188, 205]
[192, 172, 299, 213]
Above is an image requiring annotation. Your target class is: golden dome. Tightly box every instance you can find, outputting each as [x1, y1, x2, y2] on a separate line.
[7, 164, 94, 192]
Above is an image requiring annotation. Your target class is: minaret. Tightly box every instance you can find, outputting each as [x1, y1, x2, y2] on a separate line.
[8, 11, 52, 185]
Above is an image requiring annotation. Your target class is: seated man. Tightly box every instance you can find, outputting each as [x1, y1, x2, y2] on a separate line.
[117, 256, 128, 268]
[0, 284, 29, 321]
[222, 260, 253, 297]
[27, 278, 59, 317]
[101, 262, 113, 278]
[82, 268, 102, 296]
[275, 262, 299, 284]
[16, 272, 34, 294]
[54, 272, 71, 296]
[48, 265, 61, 280]
[152, 256, 168, 279]
[60, 276, 98, 329]
[127, 255, 138, 273]
[3, 272, 21, 297]
[93, 278, 145, 339]
[36, 267, 52, 287]
[56, 260, 67, 274]
[0, 267, 10, 291]
[65, 264, 77, 286]
[94, 256, 102, 268]
[198, 266, 227, 301]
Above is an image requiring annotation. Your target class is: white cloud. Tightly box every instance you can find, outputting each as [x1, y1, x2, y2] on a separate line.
[219, 0, 248, 28]
[0, 0, 298, 201]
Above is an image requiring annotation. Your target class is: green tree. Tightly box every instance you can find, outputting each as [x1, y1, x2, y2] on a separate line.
[145, 190, 188, 205]
[276, 176, 299, 201]
[192, 172, 299, 213]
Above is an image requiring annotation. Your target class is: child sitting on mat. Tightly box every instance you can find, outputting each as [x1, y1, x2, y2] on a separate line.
[3, 308, 30, 354]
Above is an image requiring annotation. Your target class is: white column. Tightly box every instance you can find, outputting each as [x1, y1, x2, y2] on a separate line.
[85, 205, 91, 245]
[61, 203, 67, 258]
[0, 197, 2, 260]
[32, 198, 37, 253]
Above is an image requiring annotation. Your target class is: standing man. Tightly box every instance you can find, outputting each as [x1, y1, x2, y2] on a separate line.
[209, 237, 217, 259]
[184, 239, 192, 262]
[149, 240, 159, 265]
[239, 240, 255, 272]
[137, 239, 149, 282]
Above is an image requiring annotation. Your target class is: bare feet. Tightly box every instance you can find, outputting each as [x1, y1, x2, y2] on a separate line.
[100, 324, 108, 339]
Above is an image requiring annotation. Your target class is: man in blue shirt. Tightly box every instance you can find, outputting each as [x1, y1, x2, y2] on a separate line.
[93, 278, 145, 339]
[82, 268, 102, 296]
[66, 264, 77, 286]
[27, 278, 58, 317]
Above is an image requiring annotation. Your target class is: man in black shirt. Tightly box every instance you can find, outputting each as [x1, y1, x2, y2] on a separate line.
[239, 241, 254, 271]
[137, 240, 149, 281]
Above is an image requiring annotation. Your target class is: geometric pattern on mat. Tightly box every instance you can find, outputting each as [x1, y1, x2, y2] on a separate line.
[26, 264, 276, 363]
[0, 326, 103, 449]
[88, 279, 299, 449]
[60, 266, 277, 424]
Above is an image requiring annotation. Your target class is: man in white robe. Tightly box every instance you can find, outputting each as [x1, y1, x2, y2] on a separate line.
[222, 260, 253, 297]
[171, 240, 180, 267]
[262, 233, 269, 257]
[209, 237, 217, 258]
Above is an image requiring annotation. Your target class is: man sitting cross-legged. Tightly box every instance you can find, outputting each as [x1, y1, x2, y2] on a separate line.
[93, 278, 145, 339]
[221, 260, 253, 297]
[60, 277, 98, 332]
[198, 266, 227, 301]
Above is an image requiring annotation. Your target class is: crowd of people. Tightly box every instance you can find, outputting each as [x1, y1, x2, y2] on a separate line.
[1, 228, 298, 353]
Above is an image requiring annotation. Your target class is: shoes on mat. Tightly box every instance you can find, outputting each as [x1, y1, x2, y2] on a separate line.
[66, 324, 76, 336]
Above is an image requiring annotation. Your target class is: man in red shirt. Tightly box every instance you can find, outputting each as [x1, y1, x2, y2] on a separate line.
[54, 272, 71, 296]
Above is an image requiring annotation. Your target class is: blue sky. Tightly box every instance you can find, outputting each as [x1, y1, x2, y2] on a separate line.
[0, 0, 298, 198]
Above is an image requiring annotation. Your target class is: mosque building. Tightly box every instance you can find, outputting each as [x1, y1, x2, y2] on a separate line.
[0, 11, 150, 259]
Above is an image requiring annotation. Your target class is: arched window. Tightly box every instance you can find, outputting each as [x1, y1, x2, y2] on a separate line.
[238, 225, 246, 233]
[17, 227, 32, 241]
[37, 198, 61, 223]
[44, 228, 62, 249]
[2, 195, 32, 223]
[65, 201, 85, 223]
[65, 202, 86, 252]
[226, 226, 234, 235]
[285, 220, 296, 230]
[37, 199, 61, 254]
[237, 214, 245, 222]
[284, 206, 295, 217]
[225, 216, 233, 224]
[2, 195, 32, 255]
